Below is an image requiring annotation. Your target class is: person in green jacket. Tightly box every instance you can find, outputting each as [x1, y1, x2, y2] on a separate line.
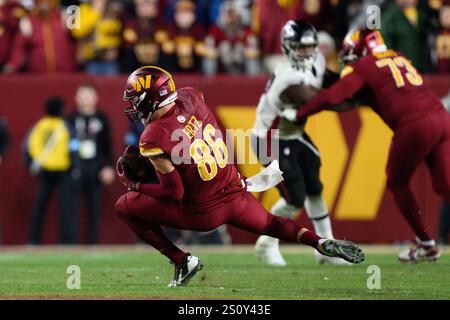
[381, 0, 431, 72]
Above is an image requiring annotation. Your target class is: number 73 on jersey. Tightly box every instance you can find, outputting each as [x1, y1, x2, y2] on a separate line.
[376, 56, 423, 88]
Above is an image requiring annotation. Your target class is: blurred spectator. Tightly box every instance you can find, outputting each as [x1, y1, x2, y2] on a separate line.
[27, 97, 74, 244]
[203, 0, 260, 75]
[348, 0, 387, 31]
[381, 0, 431, 72]
[317, 30, 339, 72]
[0, 115, 10, 165]
[122, 0, 171, 72]
[209, 0, 252, 26]
[163, 0, 206, 72]
[71, 0, 123, 75]
[438, 202, 450, 244]
[432, 2, 450, 72]
[252, 0, 331, 72]
[66, 83, 115, 244]
[124, 121, 145, 147]
[437, 91, 450, 244]
[2, 0, 76, 73]
[60, 0, 80, 8]
[0, 0, 27, 68]
[331, 0, 364, 43]
[163, 0, 215, 28]
[0, 114, 8, 243]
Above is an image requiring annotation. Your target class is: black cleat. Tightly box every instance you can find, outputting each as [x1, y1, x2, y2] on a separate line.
[167, 253, 204, 287]
[317, 239, 365, 264]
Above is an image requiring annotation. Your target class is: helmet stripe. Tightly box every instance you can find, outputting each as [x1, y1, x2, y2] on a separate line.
[137, 65, 176, 91]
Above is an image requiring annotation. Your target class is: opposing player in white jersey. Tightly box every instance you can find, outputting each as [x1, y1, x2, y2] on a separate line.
[252, 20, 347, 266]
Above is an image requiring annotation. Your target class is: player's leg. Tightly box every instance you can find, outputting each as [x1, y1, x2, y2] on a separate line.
[298, 134, 334, 239]
[115, 193, 187, 264]
[387, 121, 442, 262]
[427, 115, 450, 247]
[29, 172, 54, 244]
[426, 115, 450, 203]
[228, 192, 364, 264]
[297, 134, 350, 265]
[115, 192, 204, 286]
[254, 139, 303, 266]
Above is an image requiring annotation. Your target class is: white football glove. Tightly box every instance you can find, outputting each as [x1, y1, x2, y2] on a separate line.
[280, 108, 297, 122]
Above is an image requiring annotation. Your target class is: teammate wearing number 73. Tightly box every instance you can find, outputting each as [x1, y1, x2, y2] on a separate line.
[114, 66, 364, 288]
[282, 29, 450, 264]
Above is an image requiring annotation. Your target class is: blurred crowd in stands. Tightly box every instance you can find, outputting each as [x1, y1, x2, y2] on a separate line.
[0, 0, 449, 75]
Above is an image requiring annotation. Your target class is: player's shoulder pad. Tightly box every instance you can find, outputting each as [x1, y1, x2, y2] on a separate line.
[139, 124, 166, 158]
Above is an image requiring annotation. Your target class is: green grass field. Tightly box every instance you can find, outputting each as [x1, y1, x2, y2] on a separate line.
[0, 245, 449, 300]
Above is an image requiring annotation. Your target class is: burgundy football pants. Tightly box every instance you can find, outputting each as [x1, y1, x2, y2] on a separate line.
[115, 190, 320, 265]
[386, 111, 450, 241]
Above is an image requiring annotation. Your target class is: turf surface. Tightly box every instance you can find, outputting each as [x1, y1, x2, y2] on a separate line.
[0, 246, 449, 300]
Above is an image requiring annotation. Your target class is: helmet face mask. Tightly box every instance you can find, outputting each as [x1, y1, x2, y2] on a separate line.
[339, 46, 358, 70]
[281, 20, 318, 71]
[123, 66, 177, 125]
[124, 92, 155, 124]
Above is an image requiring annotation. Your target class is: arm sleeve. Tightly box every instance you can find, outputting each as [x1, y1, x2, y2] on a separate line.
[139, 126, 166, 157]
[296, 71, 365, 118]
[136, 168, 184, 201]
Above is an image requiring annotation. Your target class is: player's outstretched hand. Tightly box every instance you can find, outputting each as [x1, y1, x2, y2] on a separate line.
[281, 108, 297, 121]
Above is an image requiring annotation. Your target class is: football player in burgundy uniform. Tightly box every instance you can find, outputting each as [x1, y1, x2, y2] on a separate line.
[115, 66, 364, 287]
[283, 29, 450, 263]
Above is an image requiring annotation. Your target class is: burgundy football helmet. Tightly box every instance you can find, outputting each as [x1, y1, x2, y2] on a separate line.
[123, 66, 177, 124]
[339, 29, 387, 67]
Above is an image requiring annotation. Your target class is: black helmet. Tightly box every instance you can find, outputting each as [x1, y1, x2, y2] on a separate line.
[281, 20, 318, 70]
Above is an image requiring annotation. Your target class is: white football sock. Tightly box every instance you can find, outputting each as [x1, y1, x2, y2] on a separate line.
[305, 195, 334, 239]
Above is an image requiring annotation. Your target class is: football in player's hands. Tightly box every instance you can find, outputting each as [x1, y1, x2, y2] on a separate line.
[280, 84, 319, 106]
[118, 151, 157, 184]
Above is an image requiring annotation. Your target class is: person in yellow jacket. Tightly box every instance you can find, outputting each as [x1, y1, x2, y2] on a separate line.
[27, 97, 75, 244]
[70, 0, 123, 75]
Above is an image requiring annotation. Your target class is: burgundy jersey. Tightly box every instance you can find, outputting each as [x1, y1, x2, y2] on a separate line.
[297, 50, 446, 130]
[139, 87, 242, 209]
